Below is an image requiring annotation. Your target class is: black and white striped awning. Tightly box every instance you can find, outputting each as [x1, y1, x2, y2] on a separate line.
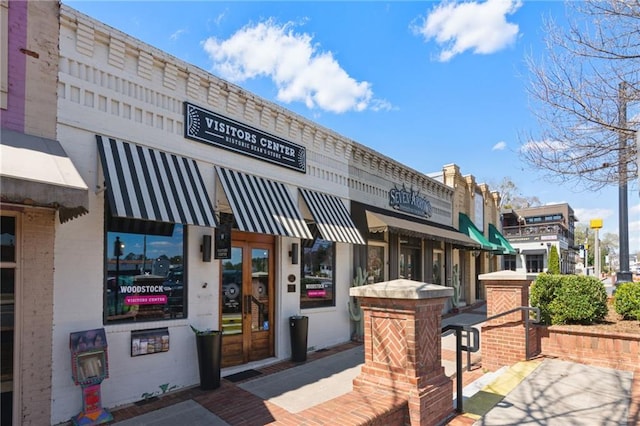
[299, 189, 365, 245]
[216, 166, 312, 239]
[96, 135, 217, 227]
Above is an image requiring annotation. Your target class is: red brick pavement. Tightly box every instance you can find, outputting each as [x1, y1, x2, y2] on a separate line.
[106, 338, 487, 425]
[107, 302, 640, 425]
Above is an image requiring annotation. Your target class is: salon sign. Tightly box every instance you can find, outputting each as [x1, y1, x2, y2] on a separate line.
[389, 184, 433, 218]
[184, 102, 306, 173]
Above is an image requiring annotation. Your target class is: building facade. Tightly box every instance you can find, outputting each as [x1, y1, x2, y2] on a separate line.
[45, 5, 494, 423]
[2, 4, 513, 424]
[436, 164, 515, 304]
[0, 1, 90, 425]
[501, 203, 578, 274]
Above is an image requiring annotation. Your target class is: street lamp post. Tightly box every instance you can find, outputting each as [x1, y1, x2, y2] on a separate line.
[616, 83, 633, 284]
[113, 236, 124, 315]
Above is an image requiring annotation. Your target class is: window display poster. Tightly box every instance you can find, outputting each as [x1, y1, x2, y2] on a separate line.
[367, 246, 385, 283]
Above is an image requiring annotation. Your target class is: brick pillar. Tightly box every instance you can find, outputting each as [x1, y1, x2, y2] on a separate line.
[480, 271, 537, 372]
[350, 279, 453, 426]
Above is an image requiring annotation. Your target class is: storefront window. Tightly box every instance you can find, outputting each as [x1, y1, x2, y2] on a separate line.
[1, 215, 16, 424]
[526, 254, 544, 273]
[367, 245, 385, 283]
[503, 254, 516, 271]
[105, 224, 185, 323]
[300, 238, 335, 309]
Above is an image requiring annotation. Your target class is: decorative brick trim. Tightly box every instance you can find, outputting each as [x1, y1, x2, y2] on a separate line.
[137, 50, 153, 80]
[76, 21, 94, 57]
[226, 87, 239, 116]
[186, 71, 201, 101]
[108, 36, 125, 69]
[482, 276, 535, 371]
[243, 97, 256, 123]
[207, 82, 220, 108]
[162, 63, 177, 90]
[352, 294, 453, 425]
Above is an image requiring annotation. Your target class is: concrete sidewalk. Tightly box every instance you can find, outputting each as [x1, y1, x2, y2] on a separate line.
[468, 358, 633, 425]
[108, 303, 637, 425]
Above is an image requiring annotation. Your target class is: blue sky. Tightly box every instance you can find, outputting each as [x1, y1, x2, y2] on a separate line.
[64, 0, 639, 255]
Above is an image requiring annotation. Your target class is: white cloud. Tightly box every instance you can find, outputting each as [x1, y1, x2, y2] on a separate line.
[520, 138, 571, 154]
[413, 0, 522, 62]
[492, 141, 507, 151]
[170, 29, 187, 41]
[572, 207, 615, 224]
[202, 19, 390, 113]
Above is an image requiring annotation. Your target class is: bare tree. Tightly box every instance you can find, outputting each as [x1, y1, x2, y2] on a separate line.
[523, 0, 639, 191]
[494, 177, 541, 209]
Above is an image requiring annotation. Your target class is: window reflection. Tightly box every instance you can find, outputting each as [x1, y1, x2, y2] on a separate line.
[105, 225, 184, 323]
[0, 216, 15, 263]
[300, 238, 335, 309]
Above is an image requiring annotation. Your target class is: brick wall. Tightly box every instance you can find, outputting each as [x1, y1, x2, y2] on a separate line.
[352, 293, 453, 426]
[23, 1, 59, 138]
[2, 1, 58, 137]
[19, 208, 56, 425]
[538, 326, 639, 372]
[481, 277, 536, 372]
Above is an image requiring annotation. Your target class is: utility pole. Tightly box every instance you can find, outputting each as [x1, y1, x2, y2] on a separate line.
[590, 219, 602, 279]
[583, 228, 589, 275]
[617, 83, 632, 283]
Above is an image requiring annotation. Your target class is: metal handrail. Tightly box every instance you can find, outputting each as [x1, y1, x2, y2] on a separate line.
[442, 306, 541, 413]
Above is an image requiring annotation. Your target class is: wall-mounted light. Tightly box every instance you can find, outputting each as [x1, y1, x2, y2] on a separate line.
[201, 234, 212, 262]
[471, 250, 480, 258]
[289, 243, 299, 265]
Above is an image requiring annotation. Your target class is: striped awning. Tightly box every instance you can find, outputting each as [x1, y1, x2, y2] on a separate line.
[299, 189, 365, 245]
[216, 166, 312, 239]
[96, 135, 217, 227]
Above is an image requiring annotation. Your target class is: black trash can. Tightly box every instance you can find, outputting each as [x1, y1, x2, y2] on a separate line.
[196, 331, 222, 390]
[289, 315, 308, 362]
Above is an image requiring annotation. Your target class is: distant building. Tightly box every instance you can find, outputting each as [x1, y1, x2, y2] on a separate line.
[501, 204, 579, 274]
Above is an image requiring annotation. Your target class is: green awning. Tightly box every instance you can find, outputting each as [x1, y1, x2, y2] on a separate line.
[458, 213, 500, 252]
[488, 223, 517, 255]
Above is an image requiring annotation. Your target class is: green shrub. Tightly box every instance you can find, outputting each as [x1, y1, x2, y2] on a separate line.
[530, 273, 563, 325]
[547, 246, 560, 274]
[614, 282, 640, 320]
[548, 275, 608, 325]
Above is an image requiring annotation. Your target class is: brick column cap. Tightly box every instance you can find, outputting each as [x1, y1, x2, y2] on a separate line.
[349, 279, 453, 299]
[479, 270, 537, 282]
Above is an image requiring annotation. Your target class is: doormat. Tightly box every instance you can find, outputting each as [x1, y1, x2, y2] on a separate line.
[224, 369, 262, 383]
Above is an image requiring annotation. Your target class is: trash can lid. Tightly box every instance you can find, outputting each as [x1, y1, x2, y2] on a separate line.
[290, 315, 306, 319]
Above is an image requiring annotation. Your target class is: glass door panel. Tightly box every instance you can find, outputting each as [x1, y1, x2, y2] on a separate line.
[400, 247, 420, 281]
[250, 248, 269, 332]
[222, 247, 243, 336]
[433, 251, 444, 285]
[221, 235, 275, 367]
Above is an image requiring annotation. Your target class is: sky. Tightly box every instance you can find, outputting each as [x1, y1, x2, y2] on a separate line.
[64, 0, 640, 257]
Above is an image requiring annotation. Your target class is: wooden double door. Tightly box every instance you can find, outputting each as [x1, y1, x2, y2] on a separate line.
[220, 232, 275, 368]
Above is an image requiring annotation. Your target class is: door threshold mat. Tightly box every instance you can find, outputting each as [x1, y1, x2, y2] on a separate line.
[224, 369, 262, 382]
